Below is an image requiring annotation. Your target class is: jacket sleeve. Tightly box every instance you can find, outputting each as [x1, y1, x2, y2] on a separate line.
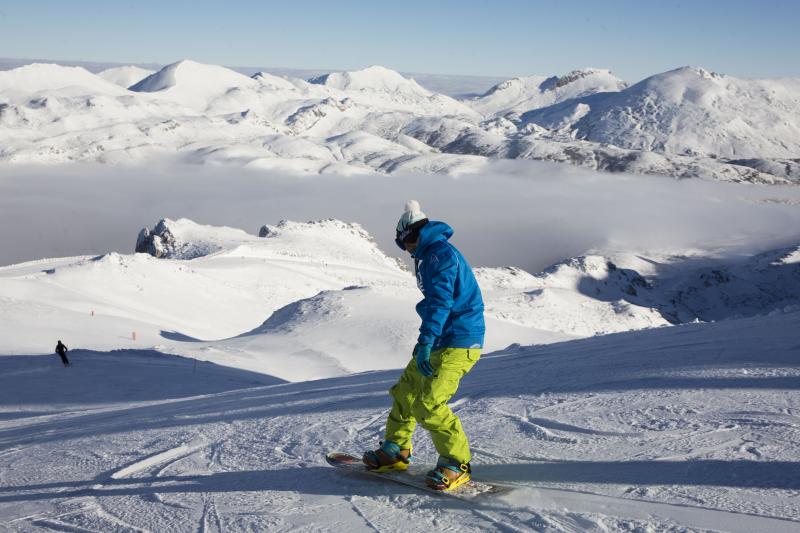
[417, 247, 458, 345]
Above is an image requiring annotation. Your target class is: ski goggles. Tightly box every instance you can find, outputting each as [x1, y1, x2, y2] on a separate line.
[395, 228, 413, 250]
[394, 218, 428, 251]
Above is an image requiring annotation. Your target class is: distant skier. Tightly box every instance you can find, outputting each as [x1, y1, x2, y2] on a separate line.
[363, 200, 485, 491]
[55, 340, 70, 367]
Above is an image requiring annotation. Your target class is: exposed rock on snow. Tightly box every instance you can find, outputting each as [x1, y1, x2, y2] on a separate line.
[285, 97, 354, 133]
[728, 158, 800, 181]
[470, 68, 627, 117]
[135, 226, 170, 258]
[135, 218, 251, 259]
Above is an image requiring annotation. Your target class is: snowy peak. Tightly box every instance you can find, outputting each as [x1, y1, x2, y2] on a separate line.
[128, 60, 256, 108]
[630, 65, 729, 105]
[98, 65, 155, 89]
[546, 68, 626, 91]
[482, 75, 549, 97]
[307, 65, 478, 118]
[521, 65, 800, 159]
[471, 68, 626, 116]
[309, 65, 429, 95]
[485, 68, 623, 96]
[250, 71, 298, 91]
[0, 63, 126, 99]
[655, 65, 722, 80]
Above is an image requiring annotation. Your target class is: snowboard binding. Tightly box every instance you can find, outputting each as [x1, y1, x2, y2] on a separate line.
[426, 457, 471, 491]
[362, 441, 412, 473]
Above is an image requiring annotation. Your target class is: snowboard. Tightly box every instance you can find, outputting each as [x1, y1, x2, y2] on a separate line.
[325, 451, 508, 499]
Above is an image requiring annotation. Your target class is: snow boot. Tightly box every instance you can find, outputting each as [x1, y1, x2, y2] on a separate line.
[426, 456, 471, 491]
[362, 441, 411, 472]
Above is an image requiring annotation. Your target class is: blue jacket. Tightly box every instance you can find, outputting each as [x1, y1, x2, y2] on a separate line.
[412, 221, 485, 349]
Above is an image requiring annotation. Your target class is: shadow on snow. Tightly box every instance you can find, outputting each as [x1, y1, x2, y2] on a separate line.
[2, 459, 800, 505]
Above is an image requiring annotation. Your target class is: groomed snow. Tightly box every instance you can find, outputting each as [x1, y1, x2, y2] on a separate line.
[2, 306, 798, 531]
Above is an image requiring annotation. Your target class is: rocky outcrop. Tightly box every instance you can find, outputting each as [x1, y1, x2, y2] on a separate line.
[135, 219, 176, 258]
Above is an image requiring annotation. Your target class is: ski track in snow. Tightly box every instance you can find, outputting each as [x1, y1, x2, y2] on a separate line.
[110, 439, 209, 480]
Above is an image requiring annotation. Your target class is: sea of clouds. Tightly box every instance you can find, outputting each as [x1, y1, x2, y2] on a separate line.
[2, 159, 800, 271]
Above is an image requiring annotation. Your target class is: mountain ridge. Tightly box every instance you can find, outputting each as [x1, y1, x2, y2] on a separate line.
[1, 59, 798, 183]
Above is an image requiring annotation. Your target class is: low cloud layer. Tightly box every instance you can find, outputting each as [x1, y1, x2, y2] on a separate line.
[2, 160, 800, 271]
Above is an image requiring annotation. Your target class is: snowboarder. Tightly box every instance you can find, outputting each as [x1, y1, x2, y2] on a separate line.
[363, 200, 485, 491]
[55, 340, 70, 367]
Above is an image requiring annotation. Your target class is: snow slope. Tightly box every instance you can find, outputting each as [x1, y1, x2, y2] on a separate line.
[2, 216, 799, 378]
[1, 308, 798, 531]
[0, 218, 576, 379]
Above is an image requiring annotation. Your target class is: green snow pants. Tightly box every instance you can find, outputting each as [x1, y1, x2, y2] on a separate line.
[384, 347, 481, 465]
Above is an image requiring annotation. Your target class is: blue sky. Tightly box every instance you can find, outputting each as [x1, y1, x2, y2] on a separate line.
[1, 0, 798, 82]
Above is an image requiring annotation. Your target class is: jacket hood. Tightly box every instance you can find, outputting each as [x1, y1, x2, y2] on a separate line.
[412, 221, 453, 258]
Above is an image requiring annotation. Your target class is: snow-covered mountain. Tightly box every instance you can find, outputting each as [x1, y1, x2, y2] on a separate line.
[469, 68, 627, 117]
[1, 60, 799, 183]
[307, 65, 480, 117]
[129, 59, 260, 111]
[97, 65, 154, 88]
[0, 63, 127, 99]
[520, 66, 800, 160]
[310, 65, 429, 93]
